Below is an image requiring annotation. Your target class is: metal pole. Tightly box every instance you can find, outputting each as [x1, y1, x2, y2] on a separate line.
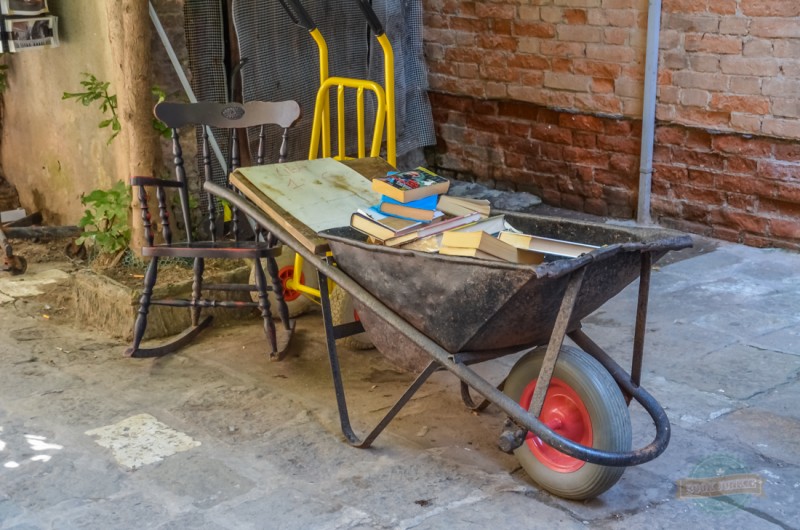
[637, 0, 662, 225]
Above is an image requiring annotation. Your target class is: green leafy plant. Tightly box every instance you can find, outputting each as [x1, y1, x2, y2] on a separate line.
[76, 180, 131, 255]
[151, 85, 171, 138]
[62, 72, 120, 144]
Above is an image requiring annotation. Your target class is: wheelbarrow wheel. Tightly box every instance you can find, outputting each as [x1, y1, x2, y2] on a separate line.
[504, 345, 631, 500]
[250, 251, 318, 318]
[330, 285, 374, 350]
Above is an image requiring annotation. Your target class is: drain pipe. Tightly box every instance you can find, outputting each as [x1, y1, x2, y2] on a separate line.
[637, 0, 662, 225]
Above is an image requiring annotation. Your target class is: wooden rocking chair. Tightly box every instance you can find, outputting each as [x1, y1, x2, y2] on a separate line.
[125, 100, 301, 360]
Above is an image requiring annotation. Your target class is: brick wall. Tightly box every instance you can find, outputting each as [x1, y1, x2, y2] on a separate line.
[422, 0, 800, 249]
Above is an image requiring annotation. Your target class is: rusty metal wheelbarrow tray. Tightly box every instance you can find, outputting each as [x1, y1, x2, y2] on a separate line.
[206, 181, 692, 472]
[322, 215, 689, 372]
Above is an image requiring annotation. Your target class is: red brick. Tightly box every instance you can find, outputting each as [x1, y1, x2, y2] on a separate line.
[741, 0, 800, 17]
[707, 0, 737, 14]
[476, 34, 517, 51]
[725, 156, 759, 175]
[540, 143, 564, 160]
[719, 209, 771, 233]
[774, 181, 800, 202]
[716, 174, 773, 196]
[760, 197, 800, 217]
[572, 60, 623, 79]
[514, 21, 556, 39]
[653, 144, 673, 163]
[609, 153, 637, 173]
[725, 193, 757, 212]
[709, 94, 771, 115]
[655, 126, 686, 145]
[585, 198, 610, 216]
[558, 113, 605, 132]
[592, 78, 615, 94]
[686, 129, 713, 151]
[508, 121, 532, 138]
[674, 184, 725, 205]
[573, 131, 598, 149]
[605, 119, 635, 136]
[597, 135, 640, 155]
[774, 142, 800, 162]
[497, 101, 537, 121]
[563, 147, 610, 168]
[450, 16, 487, 33]
[654, 164, 689, 182]
[491, 19, 513, 35]
[769, 218, 800, 239]
[758, 160, 800, 181]
[429, 91, 473, 113]
[681, 108, 732, 128]
[565, 9, 588, 25]
[506, 54, 551, 70]
[712, 135, 773, 157]
[683, 202, 712, 222]
[474, 3, 516, 19]
[662, 0, 707, 14]
[687, 168, 717, 187]
[713, 226, 744, 243]
[685, 33, 742, 54]
[551, 58, 573, 73]
[531, 109, 559, 126]
[671, 148, 726, 170]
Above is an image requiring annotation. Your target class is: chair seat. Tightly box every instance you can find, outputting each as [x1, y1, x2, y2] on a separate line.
[143, 240, 282, 260]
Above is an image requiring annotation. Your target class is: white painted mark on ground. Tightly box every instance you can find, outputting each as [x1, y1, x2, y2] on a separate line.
[85, 413, 200, 470]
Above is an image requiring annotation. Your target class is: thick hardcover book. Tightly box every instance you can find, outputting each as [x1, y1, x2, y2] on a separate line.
[371, 167, 450, 203]
[440, 230, 544, 264]
[378, 195, 443, 222]
[350, 207, 423, 241]
[384, 211, 483, 248]
[498, 231, 598, 258]
[436, 195, 491, 218]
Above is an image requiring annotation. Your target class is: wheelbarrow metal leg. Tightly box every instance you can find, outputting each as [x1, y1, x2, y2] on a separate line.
[631, 252, 652, 389]
[318, 265, 439, 448]
[528, 268, 586, 417]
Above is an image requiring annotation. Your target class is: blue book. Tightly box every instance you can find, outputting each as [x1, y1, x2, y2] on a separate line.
[378, 194, 444, 222]
[379, 195, 439, 210]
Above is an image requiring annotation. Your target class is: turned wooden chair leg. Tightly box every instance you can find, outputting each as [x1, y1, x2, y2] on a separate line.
[253, 257, 278, 355]
[125, 256, 159, 357]
[191, 257, 204, 327]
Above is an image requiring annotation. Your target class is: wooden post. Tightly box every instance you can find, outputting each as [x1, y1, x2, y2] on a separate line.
[105, 0, 162, 256]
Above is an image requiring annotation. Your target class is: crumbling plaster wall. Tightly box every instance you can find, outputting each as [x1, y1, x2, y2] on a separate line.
[0, 0, 184, 225]
[1, 2, 117, 225]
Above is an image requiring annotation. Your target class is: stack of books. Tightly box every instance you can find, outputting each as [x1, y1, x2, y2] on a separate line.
[348, 166, 599, 263]
[350, 167, 490, 245]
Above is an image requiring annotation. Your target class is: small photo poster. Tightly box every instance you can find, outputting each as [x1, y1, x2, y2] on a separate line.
[0, 0, 49, 16]
[5, 15, 59, 51]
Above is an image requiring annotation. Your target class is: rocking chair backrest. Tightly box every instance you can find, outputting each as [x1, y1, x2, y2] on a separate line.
[152, 100, 301, 245]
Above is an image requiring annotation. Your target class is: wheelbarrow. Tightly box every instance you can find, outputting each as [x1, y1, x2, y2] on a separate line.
[206, 180, 693, 500]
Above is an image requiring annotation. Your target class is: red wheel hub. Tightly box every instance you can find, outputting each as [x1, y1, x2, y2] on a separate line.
[278, 266, 304, 302]
[518, 376, 593, 473]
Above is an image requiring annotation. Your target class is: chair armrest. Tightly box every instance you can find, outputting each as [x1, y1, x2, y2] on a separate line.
[130, 176, 183, 188]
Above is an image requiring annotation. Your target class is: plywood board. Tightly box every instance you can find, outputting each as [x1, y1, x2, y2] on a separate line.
[231, 157, 392, 254]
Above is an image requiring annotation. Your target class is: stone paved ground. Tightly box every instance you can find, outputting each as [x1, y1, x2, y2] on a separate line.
[0, 235, 798, 529]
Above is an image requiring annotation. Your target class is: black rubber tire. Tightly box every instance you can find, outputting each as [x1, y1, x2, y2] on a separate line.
[330, 286, 374, 350]
[250, 251, 317, 318]
[503, 345, 632, 500]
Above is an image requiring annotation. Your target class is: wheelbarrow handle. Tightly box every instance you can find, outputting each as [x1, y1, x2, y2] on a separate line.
[353, 0, 384, 36]
[277, 0, 316, 31]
